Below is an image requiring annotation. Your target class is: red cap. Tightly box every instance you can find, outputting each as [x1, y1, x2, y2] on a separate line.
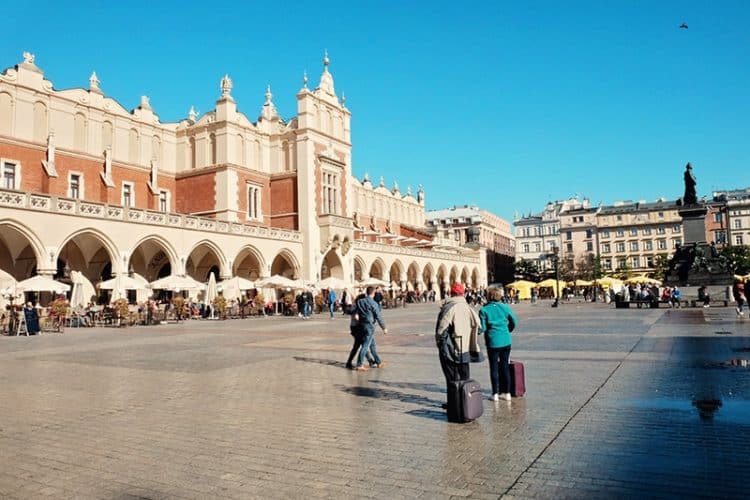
[451, 283, 465, 295]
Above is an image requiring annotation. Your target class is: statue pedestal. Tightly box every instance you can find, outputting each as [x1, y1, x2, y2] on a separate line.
[664, 204, 732, 287]
[678, 205, 708, 244]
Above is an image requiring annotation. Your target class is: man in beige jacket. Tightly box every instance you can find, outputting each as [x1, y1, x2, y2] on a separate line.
[435, 283, 480, 406]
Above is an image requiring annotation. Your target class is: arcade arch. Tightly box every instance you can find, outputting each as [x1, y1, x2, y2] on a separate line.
[406, 262, 420, 291]
[353, 256, 365, 283]
[128, 236, 177, 281]
[320, 249, 344, 280]
[56, 230, 117, 285]
[186, 240, 225, 281]
[271, 249, 300, 278]
[233, 245, 264, 280]
[0, 220, 44, 279]
[389, 260, 404, 289]
[369, 258, 386, 280]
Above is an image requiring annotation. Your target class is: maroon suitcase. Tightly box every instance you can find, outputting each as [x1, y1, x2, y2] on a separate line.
[509, 360, 526, 397]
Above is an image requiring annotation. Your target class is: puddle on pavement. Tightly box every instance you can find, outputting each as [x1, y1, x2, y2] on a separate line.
[624, 398, 750, 424]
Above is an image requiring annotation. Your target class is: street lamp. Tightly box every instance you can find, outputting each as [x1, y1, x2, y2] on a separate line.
[550, 246, 560, 307]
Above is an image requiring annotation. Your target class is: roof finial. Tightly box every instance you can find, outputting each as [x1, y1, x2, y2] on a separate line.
[89, 71, 100, 91]
[364, 172, 370, 182]
[260, 84, 278, 121]
[22, 52, 35, 64]
[341, 92, 346, 106]
[379, 175, 385, 187]
[188, 106, 197, 122]
[323, 49, 330, 68]
[302, 70, 308, 89]
[220, 74, 233, 98]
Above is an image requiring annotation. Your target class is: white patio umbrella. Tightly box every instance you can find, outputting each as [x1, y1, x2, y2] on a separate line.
[204, 272, 218, 318]
[217, 276, 256, 300]
[256, 275, 302, 315]
[99, 274, 150, 291]
[256, 275, 300, 289]
[70, 271, 95, 307]
[357, 276, 390, 288]
[318, 276, 351, 290]
[149, 274, 206, 291]
[17, 275, 70, 294]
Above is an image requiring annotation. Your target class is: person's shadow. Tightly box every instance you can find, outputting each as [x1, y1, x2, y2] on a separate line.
[338, 382, 447, 421]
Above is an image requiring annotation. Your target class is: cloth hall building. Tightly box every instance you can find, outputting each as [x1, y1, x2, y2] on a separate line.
[0, 52, 485, 301]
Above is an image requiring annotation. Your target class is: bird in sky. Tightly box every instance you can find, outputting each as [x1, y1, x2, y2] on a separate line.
[679, 23, 688, 29]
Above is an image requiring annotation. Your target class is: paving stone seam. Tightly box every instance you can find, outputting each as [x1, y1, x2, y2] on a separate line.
[502, 334, 647, 498]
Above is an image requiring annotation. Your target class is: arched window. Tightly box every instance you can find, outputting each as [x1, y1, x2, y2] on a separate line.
[129, 128, 139, 164]
[152, 135, 161, 162]
[102, 121, 113, 151]
[33, 102, 47, 143]
[73, 113, 86, 151]
[0, 92, 12, 135]
[209, 133, 217, 165]
[189, 137, 196, 169]
[236, 134, 245, 166]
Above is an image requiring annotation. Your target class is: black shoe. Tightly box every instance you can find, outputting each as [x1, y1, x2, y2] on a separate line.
[345, 363, 354, 369]
[441, 403, 448, 410]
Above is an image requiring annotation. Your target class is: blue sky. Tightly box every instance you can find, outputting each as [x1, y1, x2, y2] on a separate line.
[3, 1, 749, 223]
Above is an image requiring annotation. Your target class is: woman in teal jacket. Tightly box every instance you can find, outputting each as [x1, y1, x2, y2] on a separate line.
[479, 288, 518, 401]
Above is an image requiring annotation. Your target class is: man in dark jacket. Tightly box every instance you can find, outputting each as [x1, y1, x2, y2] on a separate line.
[353, 287, 388, 371]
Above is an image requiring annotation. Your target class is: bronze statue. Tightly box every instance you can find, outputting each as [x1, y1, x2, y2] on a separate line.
[683, 162, 697, 205]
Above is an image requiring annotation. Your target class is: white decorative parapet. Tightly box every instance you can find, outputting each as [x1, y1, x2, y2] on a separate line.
[0, 188, 301, 242]
[352, 239, 478, 263]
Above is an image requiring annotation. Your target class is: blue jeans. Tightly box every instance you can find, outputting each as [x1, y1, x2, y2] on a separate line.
[328, 303, 335, 318]
[488, 345, 511, 395]
[303, 303, 311, 318]
[357, 324, 381, 367]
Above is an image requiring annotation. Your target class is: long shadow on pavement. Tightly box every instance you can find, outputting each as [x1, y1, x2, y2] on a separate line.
[338, 384, 447, 421]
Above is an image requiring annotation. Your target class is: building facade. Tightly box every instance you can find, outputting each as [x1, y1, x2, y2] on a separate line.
[713, 188, 750, 247]
[595, 200, 682, 274]
[513, 197, 588, 274]
[0, 52, 484, 299]
[425, 205, 515, 284]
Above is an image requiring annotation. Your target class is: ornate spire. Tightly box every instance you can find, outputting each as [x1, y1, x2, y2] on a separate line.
[316, 49, 335, 97]
[379, 176, 385, 188]
[188, 106, 197, 122]
[341, 92, 346, 107]
[22, 52, 35, 64]
[302, 70, 308, 90]
[392, 180, 400, 194]
[407, 185, 412, 196]
[363, 172, 370, 182]
[89, 71, 101, 93]
[220, 74, 233, 99]
[260, 84, 278, 121]
[139, 95, 151, 110]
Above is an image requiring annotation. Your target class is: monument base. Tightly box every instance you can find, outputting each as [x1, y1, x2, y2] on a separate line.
[663, 241, 733, 287]
[678, 205, 708, 245]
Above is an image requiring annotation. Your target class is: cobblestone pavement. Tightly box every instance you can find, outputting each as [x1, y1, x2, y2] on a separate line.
[1, 301, 749, 499]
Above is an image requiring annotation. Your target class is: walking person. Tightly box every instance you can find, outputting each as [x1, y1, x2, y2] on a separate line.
[326, 288, 337, 319]
[479, 288, 518, 402]
[733, 279, 745, 316]
[353, 287, 388, 371]
[345, 292, 375, 369]
[434, 283, 480, 409]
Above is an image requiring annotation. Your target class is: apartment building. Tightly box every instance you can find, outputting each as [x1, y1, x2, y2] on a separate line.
[425, 205, 515, 284]
[596, 200, 681, 274]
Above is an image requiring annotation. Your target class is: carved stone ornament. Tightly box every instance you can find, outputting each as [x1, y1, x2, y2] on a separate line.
[220, 74, 233, 98]
[22, 52, 35, 64]
[41, 132, 58, 177]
